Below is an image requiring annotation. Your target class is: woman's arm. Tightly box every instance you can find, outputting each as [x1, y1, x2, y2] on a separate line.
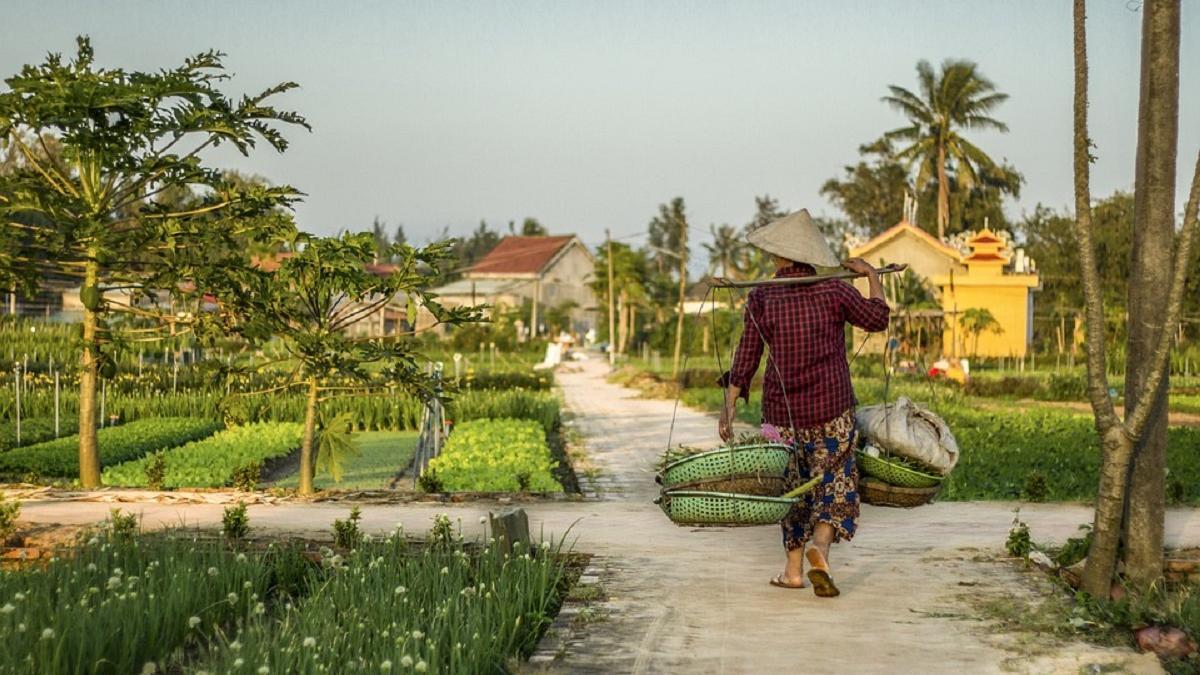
[838, 258, 891, 332]
[718, 292, 765, 441]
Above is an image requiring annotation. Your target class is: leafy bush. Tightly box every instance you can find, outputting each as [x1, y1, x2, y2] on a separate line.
[230, 462, 263, 492]
[0, 492, 19, 542]
[222, 502, 250, 541]
[144, 452, 167, 490]
[102, 422, 302, 489]
[332, 506, 363, 550]
[424, 418, 561, 493]
[0, 418, 78, 452]
[0, 418, 219, 478]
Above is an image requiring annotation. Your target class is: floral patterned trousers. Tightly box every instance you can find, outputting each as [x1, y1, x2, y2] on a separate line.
[768, 409, 860, 551]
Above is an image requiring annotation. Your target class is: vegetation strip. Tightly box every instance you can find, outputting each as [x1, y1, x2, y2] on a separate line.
[0, 418, 220, 479]
[102, 422, 304, 489]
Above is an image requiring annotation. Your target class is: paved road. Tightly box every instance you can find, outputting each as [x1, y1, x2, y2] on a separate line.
[17, 357, 1187, 674]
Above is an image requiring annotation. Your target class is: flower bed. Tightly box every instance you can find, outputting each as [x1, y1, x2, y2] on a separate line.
[424, 418, 561, 492]
[0, 418, 220, 479]
[102, 422, 303, 488]
[0, 518, 568, 674]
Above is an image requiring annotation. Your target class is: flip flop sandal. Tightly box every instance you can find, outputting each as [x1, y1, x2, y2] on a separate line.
[769, 574, 806, 590]
[805, 549, 840, 598]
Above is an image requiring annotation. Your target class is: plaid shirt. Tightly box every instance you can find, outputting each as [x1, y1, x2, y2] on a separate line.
[723, 264, 891, 428]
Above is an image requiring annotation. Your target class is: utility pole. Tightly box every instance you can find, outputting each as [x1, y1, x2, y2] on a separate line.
[606, 229, 616, 369]
[671, 212, 688, 379]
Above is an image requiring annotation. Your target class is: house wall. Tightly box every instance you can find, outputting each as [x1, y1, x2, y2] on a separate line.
[850, 231, 965, 298]
[540, 243, 597, 330]
[939, 283, 1033, 358]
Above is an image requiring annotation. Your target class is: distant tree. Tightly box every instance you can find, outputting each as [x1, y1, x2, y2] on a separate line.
[883, 59, 1010, 239]
[370, 217, 391, 262]
[741, 195, 787, 278]
[392, 223, 407, 248]
[519, 218, 547, 236]
[647, 197, 689, 275]
[0, 37, 306, 488]
[820, 140, 910, 237]
[702, 223, 746, 278]
[959, 307, 1003, 357]
[590, 241, 649, 353]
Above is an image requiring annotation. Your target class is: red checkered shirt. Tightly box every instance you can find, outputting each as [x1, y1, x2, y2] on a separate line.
[723, 264, 891, 428]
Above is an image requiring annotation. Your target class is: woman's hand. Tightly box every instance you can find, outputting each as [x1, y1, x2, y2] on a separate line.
[718, 401, 736, 442]
[840, 257, 877, 276]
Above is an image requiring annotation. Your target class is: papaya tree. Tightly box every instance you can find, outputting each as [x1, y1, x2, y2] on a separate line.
[208, 231, 480, 495]
[0, 37, 307, 487]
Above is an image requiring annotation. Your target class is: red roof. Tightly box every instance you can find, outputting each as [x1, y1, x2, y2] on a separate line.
[467, 236, 575, 275]
[964, 252, 1006, 262]
[969, 232, 1002, 244]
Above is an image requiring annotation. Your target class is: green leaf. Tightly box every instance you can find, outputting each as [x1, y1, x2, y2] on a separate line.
[316, 412, 361, 483]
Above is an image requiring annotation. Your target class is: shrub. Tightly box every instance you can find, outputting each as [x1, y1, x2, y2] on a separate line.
[1006, 512, 1032, 558]
[0, 418, 220, 478]
[0, 492, 19, 542]
[0, 418, 79, 452]
[144, 452, 167, 490]
[102, 422, 301, 488]
[333, 507, 363, 549]
[424, 418, 561, 493]
[222, 502, 250, 541]
[1023, 472, 1049, 502]
[107, 508, 139, 540]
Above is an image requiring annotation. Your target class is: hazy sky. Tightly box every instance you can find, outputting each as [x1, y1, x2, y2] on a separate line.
[2, 1, 1197, 255]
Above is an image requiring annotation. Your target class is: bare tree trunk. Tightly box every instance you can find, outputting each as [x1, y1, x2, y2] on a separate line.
[1123, 0, 1180, 589]
[77, 258, 101, 489]
[1073, 0, 1126, 598]
[671, 218, 688, 379]
[937, 142, 949, 240]
[298, 378, 319, 495]
[616, 293, 628, 356]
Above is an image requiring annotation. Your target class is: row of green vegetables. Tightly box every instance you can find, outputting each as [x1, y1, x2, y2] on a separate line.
[0, 519, 567, 674]
[0, 388, 566, 490]
[1, 384, 556, 430]
[101, 422, 303, 489]
[422, 419, 561, 493]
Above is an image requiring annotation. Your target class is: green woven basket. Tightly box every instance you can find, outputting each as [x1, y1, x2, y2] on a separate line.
[655, 490, 797, 527]
[659, 443, 792, 488]
[655, 475, 822, 527]
[855, 451, 943, 488]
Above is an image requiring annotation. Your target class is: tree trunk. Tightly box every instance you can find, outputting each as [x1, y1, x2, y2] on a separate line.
[77, 258, 101, 489]
[1122, 0, 1180, 589]
[298, 378, 319, 495]
[1084, 428, 1136, 597]
[616, 292, 627, 355]
[671, 221, 688, 379]
[937, 141, 949, 240]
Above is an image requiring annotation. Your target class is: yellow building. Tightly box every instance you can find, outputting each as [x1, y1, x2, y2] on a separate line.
[848, 220, 1040, 358]
[930, 229, 1040, 358]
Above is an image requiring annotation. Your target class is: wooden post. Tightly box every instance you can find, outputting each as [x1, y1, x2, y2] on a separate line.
[488, 507, 531, 558]
[671, 214, 688, 378]
[606, 228, 616, 370]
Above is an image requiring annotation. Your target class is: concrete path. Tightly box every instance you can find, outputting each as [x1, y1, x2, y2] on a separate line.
[16, 357, 1193, 674]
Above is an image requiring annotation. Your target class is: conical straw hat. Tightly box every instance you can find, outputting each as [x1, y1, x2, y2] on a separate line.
[746, 208, 839, 267]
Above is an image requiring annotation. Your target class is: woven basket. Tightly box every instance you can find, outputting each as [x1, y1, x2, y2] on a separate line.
[859, 477, 940, 508]
[670, 473, 787, 497]
[659, 443, 791, 488]
[655, 490, 798, 527]
[855, 451, 943, 488]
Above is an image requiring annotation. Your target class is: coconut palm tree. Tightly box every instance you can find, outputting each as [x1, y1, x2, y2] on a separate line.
[883, 59, 1010, 240]
[702, 223, 746, 278]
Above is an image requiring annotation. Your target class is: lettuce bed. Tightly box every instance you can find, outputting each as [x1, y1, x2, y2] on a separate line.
[103, 422, 303, 488]
[0, 418, 219, 478]
[0, 418, 79, 452]
[424, 418, 561, 492]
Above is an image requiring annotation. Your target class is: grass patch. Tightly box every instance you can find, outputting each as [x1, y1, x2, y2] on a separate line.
[273, 430, 419, 491]
[422, 419, 561, 493]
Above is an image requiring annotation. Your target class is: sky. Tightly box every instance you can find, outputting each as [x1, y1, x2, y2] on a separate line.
[2, 1, 1197, 258]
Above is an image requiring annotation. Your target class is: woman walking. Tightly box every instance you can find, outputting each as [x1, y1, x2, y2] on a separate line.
[718, 209, 890, 597]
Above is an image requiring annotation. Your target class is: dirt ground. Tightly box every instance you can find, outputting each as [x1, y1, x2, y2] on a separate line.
[12, 357, 1193, 674]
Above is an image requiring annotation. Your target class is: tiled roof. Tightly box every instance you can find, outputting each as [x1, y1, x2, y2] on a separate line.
[467, 236, 575, 275]
[851, 220, 962, 260]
